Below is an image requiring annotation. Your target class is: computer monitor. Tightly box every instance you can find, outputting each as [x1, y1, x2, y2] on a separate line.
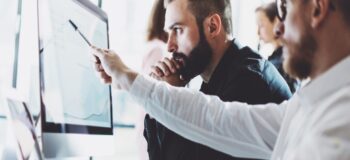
[6, 93, 44, 160]
[37, 0, 114, 158]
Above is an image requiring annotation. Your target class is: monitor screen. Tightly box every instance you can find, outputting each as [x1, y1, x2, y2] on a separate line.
[6, 97, 44, 160]
[38, 0, 112, 134]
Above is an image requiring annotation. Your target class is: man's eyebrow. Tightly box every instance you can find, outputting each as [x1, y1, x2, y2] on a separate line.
[165, 22, 183, 31]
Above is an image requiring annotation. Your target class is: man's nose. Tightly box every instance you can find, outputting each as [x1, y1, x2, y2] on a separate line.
[274, 21, 285, 38]
[167, 35, 178, 53]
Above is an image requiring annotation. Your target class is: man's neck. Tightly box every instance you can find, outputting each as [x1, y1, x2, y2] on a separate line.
[271, 40, 282, 50]
[201, 39, 231, 83]
[310, 46, 350, 80]
[310, 27, 350, 80]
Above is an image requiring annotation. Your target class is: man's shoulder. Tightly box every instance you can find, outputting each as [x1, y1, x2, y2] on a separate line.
[306, 86, 350, 148]
[223, 44, 281, 83]
[318, 86, 350, 111]
[232, 49, 274, 78]
[230, 45, 266, 69]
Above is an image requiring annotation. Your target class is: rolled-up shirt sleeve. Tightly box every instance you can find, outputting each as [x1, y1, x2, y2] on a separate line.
[130, 75, 288, 159]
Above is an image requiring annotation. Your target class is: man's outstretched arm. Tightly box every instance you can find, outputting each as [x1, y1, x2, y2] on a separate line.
[91, 47, 287, 159]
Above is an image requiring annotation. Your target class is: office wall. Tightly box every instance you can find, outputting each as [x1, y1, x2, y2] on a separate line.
[0, 0, 19, 156]
[0, 0, 17, 91]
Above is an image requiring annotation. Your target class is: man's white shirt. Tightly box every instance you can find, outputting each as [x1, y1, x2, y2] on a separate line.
[129, 56, 350, 160]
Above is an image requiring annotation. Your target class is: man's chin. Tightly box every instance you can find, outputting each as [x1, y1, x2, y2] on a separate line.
[179, 68, 202, 81]
[283, 49, 312, 80]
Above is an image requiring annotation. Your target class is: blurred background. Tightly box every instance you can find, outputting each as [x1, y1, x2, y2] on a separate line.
[0, 0, 274, 159]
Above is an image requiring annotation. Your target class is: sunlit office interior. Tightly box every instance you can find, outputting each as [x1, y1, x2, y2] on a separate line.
[0, 0, 306, 159]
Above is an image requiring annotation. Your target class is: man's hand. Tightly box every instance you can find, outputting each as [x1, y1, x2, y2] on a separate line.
[91, 46, 137, 90]
[150, 57, 189, 87]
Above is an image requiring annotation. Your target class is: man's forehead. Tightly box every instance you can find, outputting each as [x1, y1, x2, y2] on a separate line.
[164, 0, 193, 30]
[164, 0, 187, 9]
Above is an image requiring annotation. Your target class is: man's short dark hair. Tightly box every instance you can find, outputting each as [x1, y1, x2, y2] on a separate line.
[303, 0, 350, 26]
[336, 0, 350, 26]
[255, 2, 278, 23]
[165, 0, 232, 35]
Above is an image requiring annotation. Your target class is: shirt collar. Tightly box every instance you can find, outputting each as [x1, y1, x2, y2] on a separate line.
[298, 55, 350, 105]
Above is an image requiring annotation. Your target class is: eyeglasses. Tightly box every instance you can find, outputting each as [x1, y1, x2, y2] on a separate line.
[276, 0, 287, 21]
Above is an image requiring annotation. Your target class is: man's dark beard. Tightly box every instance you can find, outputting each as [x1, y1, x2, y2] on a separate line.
[172, 32, 213, 80]
[283, 27, 316, 80]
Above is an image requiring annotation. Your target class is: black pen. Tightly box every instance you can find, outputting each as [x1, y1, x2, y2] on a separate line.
[68, 19, 101, 63]
[68, 19, 92, 47]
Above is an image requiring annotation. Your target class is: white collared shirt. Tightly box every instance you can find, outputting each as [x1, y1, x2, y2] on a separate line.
[129, 56, 350, 160]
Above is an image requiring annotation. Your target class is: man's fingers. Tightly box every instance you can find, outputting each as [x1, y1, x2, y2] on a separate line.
[94, 63, 105, 72]
[91, 46, 105, 59]
[157, 61, 172, 76]
[151, 65, 164, 77]
[163, 58, 177, 73]
[99, 71, 112, 84]
[90, 54, 98, 63]
[94, 55, 101, 63]
[173, 58, 185, 69]
[150, 72, 162, 81]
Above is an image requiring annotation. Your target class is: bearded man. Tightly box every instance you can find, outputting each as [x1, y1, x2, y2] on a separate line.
[144, 0, 291, 159]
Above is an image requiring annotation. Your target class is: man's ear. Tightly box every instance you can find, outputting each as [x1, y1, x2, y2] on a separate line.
[310, 0, 332, 28]
[204, 14, 222, 38]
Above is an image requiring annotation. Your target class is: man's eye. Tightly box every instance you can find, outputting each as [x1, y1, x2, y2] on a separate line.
[174, 27, 182, 33]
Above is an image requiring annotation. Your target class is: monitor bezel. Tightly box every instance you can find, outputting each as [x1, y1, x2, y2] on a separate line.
[37, 0, 113, 135]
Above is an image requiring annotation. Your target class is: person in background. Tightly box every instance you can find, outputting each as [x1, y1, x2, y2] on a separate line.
[137, 0, 168, 159]
[255, 2, 300, 93]
[142, 0, 168, 74]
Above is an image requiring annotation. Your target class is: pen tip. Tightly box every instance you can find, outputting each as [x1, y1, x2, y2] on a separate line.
[68, 19, 77, 30]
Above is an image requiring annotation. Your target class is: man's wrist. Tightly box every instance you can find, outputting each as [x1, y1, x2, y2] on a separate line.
[125, 69, 138, 90]
[113, 68, 138, 91]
